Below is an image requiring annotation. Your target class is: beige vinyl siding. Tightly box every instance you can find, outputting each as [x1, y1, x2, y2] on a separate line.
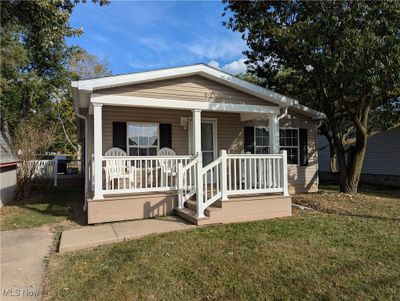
[98, 107, 244, 156]
[87, 107, 319, 193]
[281, 111, 319, 192]
[97, 75, 278, 107]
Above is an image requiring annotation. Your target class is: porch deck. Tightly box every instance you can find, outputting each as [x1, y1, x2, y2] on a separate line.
[88, 152, 291, 224]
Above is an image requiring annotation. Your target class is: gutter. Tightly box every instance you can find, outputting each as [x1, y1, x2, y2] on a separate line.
[72, 89, 89, 211]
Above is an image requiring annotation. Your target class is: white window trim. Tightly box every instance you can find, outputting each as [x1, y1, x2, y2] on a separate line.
[279, 127, 300, 166]
[126, 122, 160, 156]
[254, 126, 270, 154]
[250, 126, 300, 165]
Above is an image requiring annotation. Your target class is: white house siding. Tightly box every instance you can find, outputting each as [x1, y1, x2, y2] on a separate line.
[0, 166, 17, 207]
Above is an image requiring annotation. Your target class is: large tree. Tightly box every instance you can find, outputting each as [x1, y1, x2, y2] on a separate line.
[224, 1, 400, 193]
[1, 0, 109, 157]
[0, 0, 108, 136]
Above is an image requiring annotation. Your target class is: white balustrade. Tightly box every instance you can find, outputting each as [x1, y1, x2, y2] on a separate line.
[98, 151, 289, 218]
[101, 155, 194, 194]
[226, 153, 286, 195]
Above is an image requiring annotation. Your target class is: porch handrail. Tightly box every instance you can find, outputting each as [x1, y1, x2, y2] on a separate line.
[193, 150, 289, 218]
[177, 153, 200, 209]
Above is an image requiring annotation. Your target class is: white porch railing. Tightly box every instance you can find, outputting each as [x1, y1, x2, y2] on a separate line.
[226, 153, 287, 195]
[179, 150, 289, 218]
[94, 151, 288, 218]
[101, 155, 194, 194]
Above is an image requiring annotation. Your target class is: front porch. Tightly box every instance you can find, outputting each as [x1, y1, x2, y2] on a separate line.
[88, 101, 291, 224]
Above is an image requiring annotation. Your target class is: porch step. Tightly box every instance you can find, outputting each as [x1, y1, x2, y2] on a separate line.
[185, 199, 222, 212]
[176, 194, 292, 226]
[175, 208, 215, 226]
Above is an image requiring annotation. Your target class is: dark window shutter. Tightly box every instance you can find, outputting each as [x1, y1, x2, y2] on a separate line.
[112, 122, 127, 151]
[159, 123, 172, 149]
[244, 126, 255, 154]
[299, 128, 308, 166]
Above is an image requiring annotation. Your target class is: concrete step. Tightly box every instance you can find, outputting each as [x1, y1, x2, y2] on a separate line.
[184, 199, 223, 218]
[175, 208, 214, 226]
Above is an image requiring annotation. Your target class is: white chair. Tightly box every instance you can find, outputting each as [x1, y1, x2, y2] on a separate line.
[158, 147, 177, 179]
[104, 147, 131, 190]
[158, 147, 176, 156]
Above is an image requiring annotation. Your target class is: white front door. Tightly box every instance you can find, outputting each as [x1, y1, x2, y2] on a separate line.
[189, 118, 217, 167]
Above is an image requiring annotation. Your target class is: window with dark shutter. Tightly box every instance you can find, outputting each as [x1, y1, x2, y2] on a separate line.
[159, 123, 172, 149]
[244, 126, 255, 154]
[112, 122, 127, 151]
[299, 128, 309, 166]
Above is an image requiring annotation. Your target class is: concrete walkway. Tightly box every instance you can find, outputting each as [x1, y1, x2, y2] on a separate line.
[59, 216, 195, 253]
[1, 227, 53, 301]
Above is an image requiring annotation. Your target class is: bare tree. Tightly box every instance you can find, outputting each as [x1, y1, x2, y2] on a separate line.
[14, 120, 56, 198]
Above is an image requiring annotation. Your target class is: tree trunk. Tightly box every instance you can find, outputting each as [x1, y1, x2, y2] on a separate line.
[333, 136, 352, 193]
[347, 129, 368, 193]
[329, 152, 338, 173]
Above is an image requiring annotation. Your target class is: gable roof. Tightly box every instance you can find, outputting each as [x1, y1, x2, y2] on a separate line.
[72, 63, 325, 119]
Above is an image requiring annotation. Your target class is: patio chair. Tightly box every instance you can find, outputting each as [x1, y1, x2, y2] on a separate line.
[104, 147, 132, 190]
[158, 148, 177, 185]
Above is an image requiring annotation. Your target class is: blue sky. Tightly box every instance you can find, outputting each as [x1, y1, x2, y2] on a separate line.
[68, 1, 248, 75]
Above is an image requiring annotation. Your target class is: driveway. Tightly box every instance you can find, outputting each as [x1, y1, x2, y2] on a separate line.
[1, 227, 53, 301]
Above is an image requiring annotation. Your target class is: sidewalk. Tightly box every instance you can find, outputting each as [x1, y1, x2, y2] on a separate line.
[59, 216, 195, 253]
[1, 227, 53, 301]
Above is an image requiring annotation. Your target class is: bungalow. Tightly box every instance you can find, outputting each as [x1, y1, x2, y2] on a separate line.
[72, 64, 325, 225]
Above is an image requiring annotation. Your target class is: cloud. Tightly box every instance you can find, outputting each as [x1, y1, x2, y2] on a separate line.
[136, 36, 170, 52]
[207, 58, 247, 75]
[186, 36, 246, 60]
[207, 60, 220, 69]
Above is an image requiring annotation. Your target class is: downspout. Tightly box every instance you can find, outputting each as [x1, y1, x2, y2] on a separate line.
[73, 91, 89, 211]
[277, 106, 288, 121]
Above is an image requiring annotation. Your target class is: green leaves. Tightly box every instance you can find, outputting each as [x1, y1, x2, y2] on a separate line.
[224, 1, 400, 192]
[0, 0, 109, 155]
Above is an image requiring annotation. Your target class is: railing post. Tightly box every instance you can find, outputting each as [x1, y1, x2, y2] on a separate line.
[196, 152, 205, 218]
[177, 162, 184, 209]
[220, 150, 228, 201]
[53, 156, 58, 187]
[281, 150, 289, 196]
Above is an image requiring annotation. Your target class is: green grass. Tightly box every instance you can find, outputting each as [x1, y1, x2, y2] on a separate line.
[0, 186, 85, 231]
[44, 187, 400, 301]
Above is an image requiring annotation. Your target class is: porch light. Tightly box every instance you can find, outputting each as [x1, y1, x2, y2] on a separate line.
[180, 117, 188, 130]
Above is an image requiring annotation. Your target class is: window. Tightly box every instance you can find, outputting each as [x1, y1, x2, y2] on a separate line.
[279, 128, 299, 164]
[255, 126, 269, 154]
[127, 123, 158, 156]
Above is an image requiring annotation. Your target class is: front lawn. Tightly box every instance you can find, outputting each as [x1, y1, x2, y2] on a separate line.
[44, 186, 400, 301]
[0, 186, 85, 231]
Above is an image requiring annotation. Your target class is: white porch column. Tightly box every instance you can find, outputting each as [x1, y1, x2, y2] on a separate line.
[192, 109, 202, 154]
[268, 114, 280, 154]
[93, 103, 103, 200]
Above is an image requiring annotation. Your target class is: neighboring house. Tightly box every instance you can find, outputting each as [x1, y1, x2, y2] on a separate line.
[318, 126, 400, 187]
[72, 64, 325, 225]
[0, 130, 18, 207]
